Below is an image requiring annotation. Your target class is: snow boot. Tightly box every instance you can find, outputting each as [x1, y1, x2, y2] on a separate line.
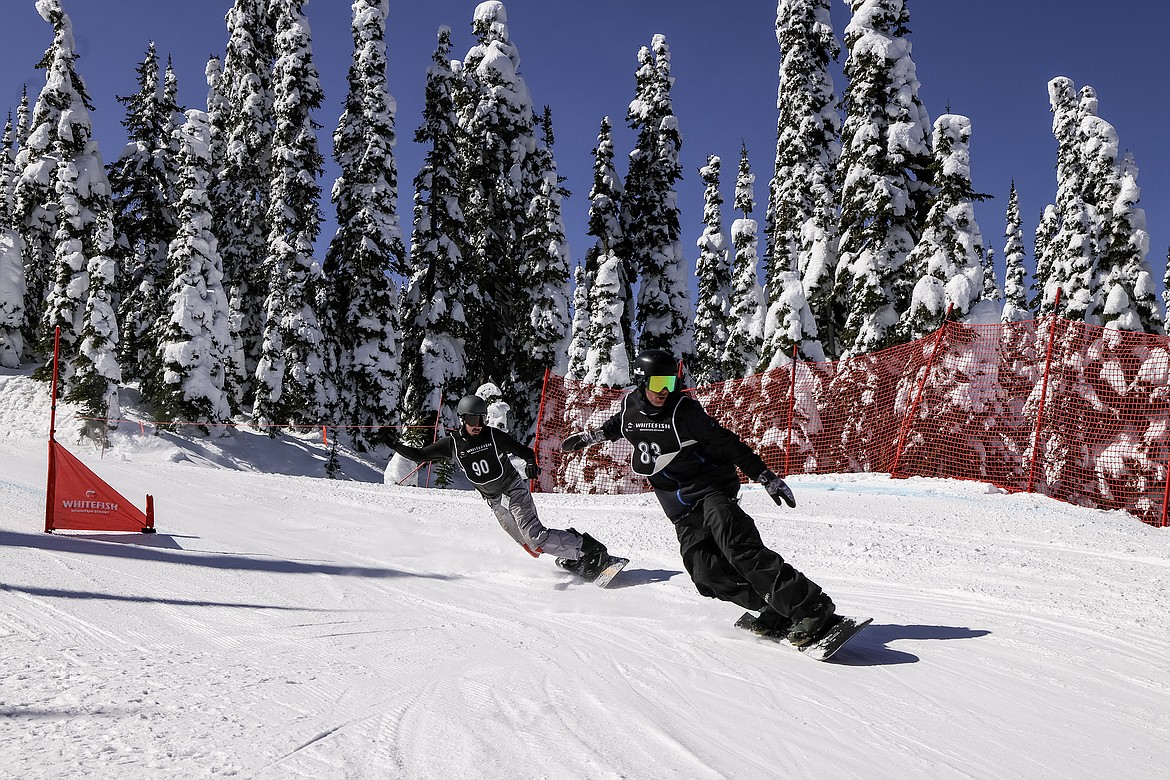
[748, 606, 791, 639]
[787, 596, 837, 647]
[557, 530, 608, 580]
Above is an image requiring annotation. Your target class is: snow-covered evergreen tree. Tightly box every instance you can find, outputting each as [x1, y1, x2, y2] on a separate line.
[254, 0, 329, 429]
[203, 54, 246, 410]
[0, 115, 25, 367]
[18, 0, 121, 428]
[565, 261, 590, 381]
[622, 35, 692, 363]
[215, 0, 274, 393]
[1001, 183, 1030, 322]
[400, 26, 470, 440]
[109, 42, 181, 398]
[458, 1, 539, 406]
[1031, 204, 1059, 314]
[897, 115, 986, 340]
[583, 117, 630, 387]
[66, 209, 122, 437]
[155, 110, 232, 434]
[835, 0, 932, 356]
[512, 106, 571, 435]
[1093, 150, 1161, 333]
[1038, 78, 1095, 322]
[691, 155, 731, 385]
[766, 0, 841, 359]
[724, 144, 765, 377]
[323, 0, 405, 448]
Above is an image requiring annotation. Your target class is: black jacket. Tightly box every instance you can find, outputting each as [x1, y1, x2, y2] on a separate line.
[393, 426, 537, 499]
[599, 390, 768, 520]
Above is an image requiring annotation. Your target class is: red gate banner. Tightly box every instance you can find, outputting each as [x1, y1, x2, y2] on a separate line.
[45, 441, 155, 533]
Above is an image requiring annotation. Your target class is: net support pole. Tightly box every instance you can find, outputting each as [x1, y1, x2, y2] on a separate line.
[1027, 287, 1063, 494]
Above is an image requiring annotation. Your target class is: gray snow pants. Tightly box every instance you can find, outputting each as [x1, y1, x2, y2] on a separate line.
[484, 477, 584, 559]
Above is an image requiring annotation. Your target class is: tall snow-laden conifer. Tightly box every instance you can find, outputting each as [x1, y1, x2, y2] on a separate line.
[835, 0, 932, 356]
[766, 0, 841, 359]
[1001, 183, 1030, 322]
[1031, 204, 1059, 313]
[400, 26, 470, 439]
[458, 1, 539, 408]
[216, 0, 274, 392]
[583, 117, 631, 387]
[324, 0, 405, 448]
[1037, 78, 1094, 321]
[565, 261, 590, 381]
[19, 0, 121, 427]
[109, 43, 181, 398]
[155, 110, 232, 434]
[622, 35, 692, 363]
[897, 115, 986, 340]
[1103, 153, 1161, 333]
[724, 144, 765, 377]
[0, 116, 25, 367]
[691, 155, 731, 385]
[204, 54, 246, 410]
[254, 0, 329, 429]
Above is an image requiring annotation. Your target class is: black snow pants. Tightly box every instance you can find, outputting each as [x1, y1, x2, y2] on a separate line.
[672, 491, 822, 618]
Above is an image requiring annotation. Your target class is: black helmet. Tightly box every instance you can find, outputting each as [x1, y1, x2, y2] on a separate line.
[632, 349, 679, 386]
[456, 394, 489, 418]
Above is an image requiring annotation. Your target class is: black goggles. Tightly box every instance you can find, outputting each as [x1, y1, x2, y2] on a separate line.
[461, 414, 485, 427]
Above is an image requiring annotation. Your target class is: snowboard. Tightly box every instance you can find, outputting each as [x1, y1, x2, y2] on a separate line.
[735, 612, 872, 661]
[556, 555, 629, 588]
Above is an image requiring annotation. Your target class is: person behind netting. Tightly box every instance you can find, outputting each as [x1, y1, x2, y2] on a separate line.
[389, 394, 612, 579]
[559, 349, 837, 646]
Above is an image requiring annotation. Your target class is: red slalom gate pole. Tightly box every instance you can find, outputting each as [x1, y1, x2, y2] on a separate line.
[44, 327, 61, 532]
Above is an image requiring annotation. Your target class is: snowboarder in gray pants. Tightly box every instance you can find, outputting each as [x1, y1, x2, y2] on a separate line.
[390, 394, 611, 579]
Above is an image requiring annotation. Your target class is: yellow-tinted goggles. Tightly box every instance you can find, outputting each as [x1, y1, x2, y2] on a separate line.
[647, 375, 678, 393]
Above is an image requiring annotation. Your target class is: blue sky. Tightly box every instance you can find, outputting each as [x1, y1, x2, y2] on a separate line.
[2, 0, 1167, 300]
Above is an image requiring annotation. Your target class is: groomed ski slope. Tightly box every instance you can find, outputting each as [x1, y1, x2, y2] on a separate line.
[1, 369, 1168, 779]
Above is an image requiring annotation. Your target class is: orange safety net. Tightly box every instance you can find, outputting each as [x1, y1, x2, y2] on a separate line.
[535, 316, 1170, 527]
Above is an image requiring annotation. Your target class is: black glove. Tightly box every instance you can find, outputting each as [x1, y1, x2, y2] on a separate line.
[525, 462, 541, 479]
[759, 469, 796, 508]
[561, 429, 603, 452]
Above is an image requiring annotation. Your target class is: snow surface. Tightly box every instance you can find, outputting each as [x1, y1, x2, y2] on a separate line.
[1, 367, 1168, 779]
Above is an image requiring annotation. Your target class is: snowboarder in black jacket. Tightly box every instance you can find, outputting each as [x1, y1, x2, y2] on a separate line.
[390, 394, 611, 579]
[560, 349, 836, 645]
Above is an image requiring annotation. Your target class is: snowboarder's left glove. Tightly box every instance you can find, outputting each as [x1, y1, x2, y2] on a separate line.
[759, 469, 796, 508]
[561, 429, 603, 452]
[525, 462, 541, 479]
